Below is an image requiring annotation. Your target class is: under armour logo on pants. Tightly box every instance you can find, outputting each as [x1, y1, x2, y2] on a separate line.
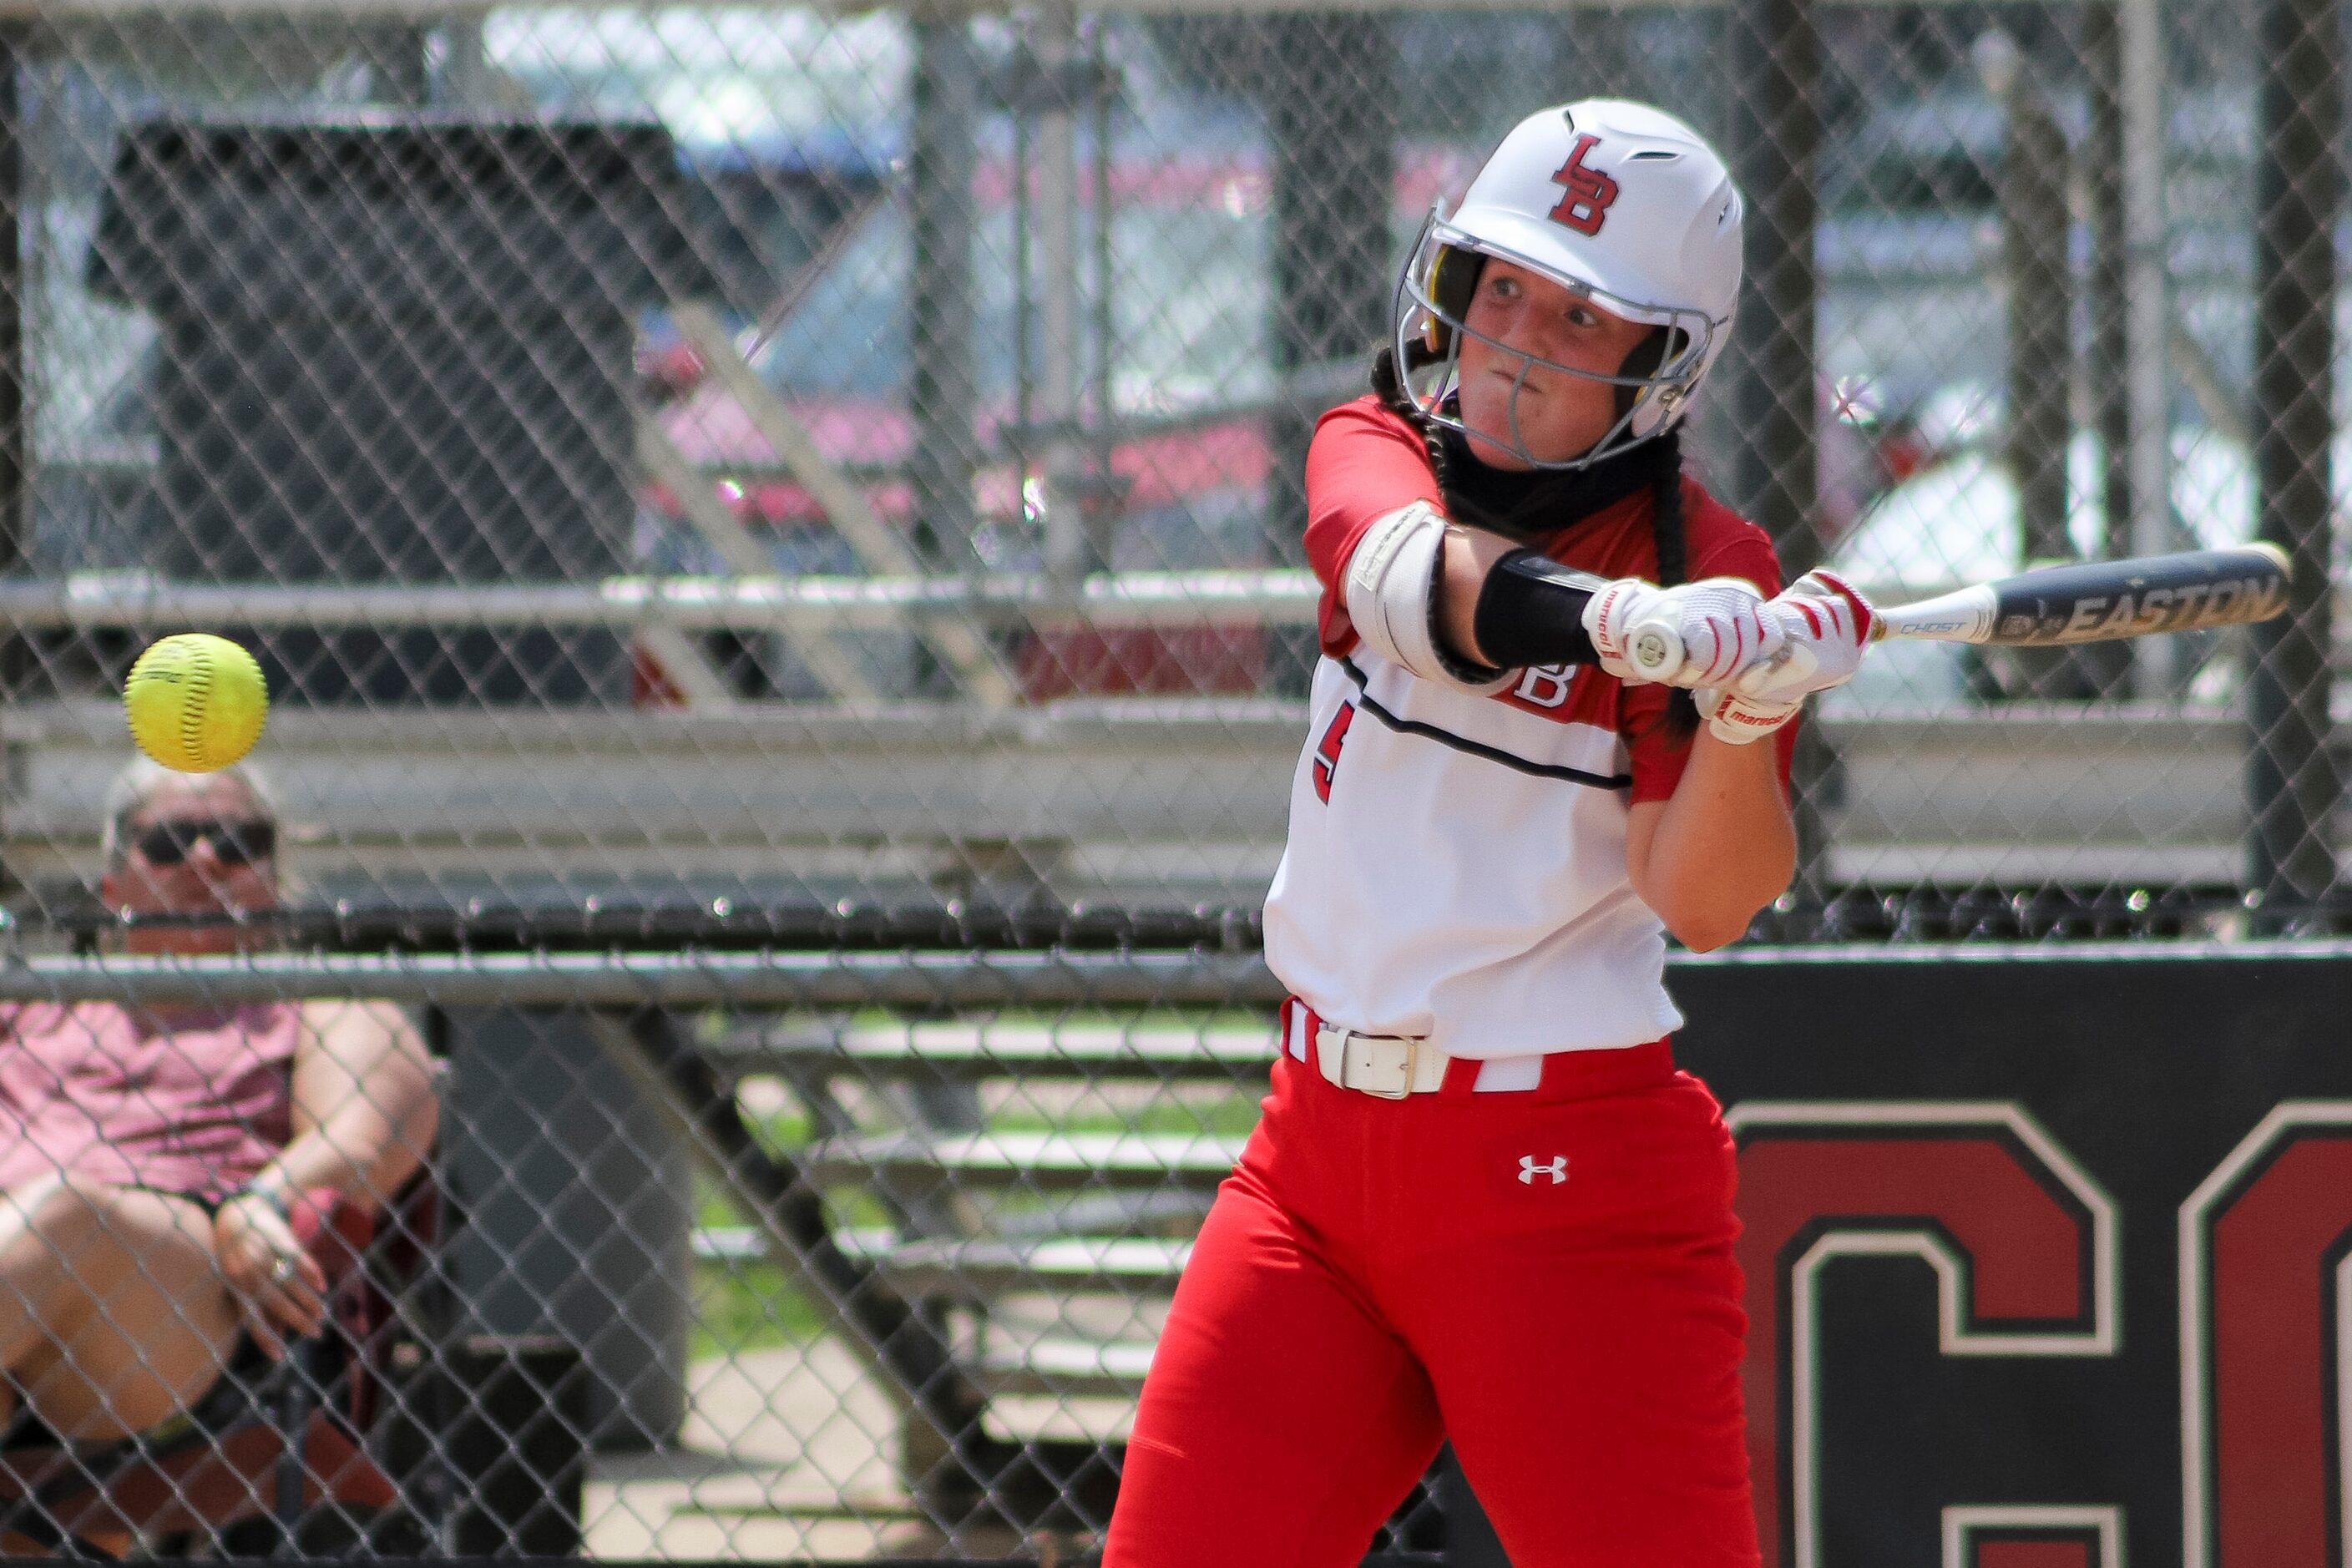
[1518, 1155, 1568, 1186]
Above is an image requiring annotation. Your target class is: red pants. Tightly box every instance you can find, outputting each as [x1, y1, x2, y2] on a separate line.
[1104, 1034, 1758, 1568]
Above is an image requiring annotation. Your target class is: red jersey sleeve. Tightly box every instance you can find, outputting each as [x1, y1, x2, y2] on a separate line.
[1302, 397, 1444, 656]
[1622, 496, 1796, 803]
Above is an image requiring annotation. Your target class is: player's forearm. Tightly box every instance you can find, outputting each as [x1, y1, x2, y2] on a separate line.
[1625, 736, 1795, 951]
[1434, 524, 1520, 665]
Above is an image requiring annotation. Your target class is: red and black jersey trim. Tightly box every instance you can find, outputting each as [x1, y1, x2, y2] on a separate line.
[1335, 658, 1631, 792]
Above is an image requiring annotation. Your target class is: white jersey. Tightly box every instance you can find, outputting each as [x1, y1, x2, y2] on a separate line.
[1263, 650, 1681, 1058]
[1273, 395, 1783, 1058]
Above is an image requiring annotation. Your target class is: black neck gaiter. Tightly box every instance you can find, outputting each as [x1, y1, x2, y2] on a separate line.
[1436, 425, 1677, 542]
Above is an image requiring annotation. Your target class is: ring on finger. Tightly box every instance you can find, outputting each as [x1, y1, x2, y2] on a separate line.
[269, 1254, 297, 1286]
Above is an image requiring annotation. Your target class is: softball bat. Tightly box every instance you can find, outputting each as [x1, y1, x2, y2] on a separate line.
[1623, 544, 2293, 684]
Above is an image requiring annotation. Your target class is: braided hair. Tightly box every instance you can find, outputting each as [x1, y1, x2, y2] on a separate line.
[1370, 345, 1456, 502]
[1370, 345, 1700, 744]
[1646, 453, 1701, 744]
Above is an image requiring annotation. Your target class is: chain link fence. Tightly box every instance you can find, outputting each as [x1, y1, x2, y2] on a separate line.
[0, 0, 2336, 1557]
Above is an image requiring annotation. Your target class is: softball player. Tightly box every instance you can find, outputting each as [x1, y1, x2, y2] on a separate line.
[1103, 100, 1874, 1568]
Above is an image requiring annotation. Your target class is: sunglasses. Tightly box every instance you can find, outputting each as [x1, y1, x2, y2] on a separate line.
[132, 819, 276, 868]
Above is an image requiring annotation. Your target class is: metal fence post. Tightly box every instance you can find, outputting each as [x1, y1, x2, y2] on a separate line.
[2083, 2, 2132, 570]
[1982, 34, 2072, 574]
[2121, 0, 2177, 696]
[1985, 31, 2114, 701]
[2246, 0, 2342, 917]
[1722, 0, 1827, 898]
[1034, 1, 1094, 586]
[1263, 13, 1393, 569]
[0, 24, 20, 585]
[1722, 0, 1818, 575]
[0, 23, 22, 777]
[909, 13, 985, 588]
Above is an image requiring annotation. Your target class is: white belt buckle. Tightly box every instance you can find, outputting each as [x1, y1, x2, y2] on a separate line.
[1343, 1033, 1419, 1100]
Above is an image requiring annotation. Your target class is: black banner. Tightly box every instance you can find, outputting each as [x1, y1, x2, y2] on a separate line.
[1658, 947, 2352, 1568]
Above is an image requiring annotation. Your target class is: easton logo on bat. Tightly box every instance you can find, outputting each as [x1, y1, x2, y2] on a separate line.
[1995, 571, 2289, 644]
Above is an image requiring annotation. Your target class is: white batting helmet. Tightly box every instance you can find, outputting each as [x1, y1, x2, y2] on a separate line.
[1394, 99, 1744, 469]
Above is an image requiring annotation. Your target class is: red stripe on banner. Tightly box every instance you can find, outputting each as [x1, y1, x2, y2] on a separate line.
[1737, 1136, 2092, 1568]
[2210, 1136, 2352, 1568]
[1976, 1540, 2093, 1568]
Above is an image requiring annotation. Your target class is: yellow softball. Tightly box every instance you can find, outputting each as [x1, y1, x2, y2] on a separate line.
[124, 634, 269, 773]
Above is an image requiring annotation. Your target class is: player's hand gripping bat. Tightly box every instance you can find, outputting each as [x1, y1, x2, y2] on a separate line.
[1623, 543, 2293, 685]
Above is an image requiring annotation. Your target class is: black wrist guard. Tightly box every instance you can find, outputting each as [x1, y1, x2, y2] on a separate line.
[1471, 549, 1603, 670]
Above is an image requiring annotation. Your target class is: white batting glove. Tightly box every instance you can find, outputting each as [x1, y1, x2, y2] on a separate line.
[1732, 569, 1879, 706]
[1582, 576, 1781, 689]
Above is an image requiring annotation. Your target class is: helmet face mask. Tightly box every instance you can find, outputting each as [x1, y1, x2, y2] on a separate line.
[1389, 99, 1743, 473]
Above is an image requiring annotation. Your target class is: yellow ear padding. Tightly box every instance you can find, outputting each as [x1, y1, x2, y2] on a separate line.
[1422, 245, 1484, 357]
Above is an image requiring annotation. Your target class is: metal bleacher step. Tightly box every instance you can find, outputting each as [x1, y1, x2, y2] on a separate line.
[994, 1188, 1213, 1237]
[842, 1235, 1193, 1297]
[806, 1130, 1246, 1191]
[975, 1335, 1158, 1399]
[711, 1020, 1279, 1081]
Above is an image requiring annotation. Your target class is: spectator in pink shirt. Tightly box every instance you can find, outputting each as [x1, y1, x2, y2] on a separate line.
[0, 759, 438, 1443]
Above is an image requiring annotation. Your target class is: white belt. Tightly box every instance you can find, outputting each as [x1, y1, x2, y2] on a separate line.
[1284, 999, 1550, 1097]
[1314, 1022, 1451, 1100]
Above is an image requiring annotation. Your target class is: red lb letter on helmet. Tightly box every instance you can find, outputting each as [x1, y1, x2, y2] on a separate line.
[1547, 134, 1621, 235]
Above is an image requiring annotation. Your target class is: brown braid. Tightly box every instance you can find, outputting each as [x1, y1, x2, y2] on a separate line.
[1647, 443, 1701, 745]
[1369, 345, 1454, 498]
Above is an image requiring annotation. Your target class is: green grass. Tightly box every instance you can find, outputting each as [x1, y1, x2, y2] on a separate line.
[685, 1006, 1277, 1358]
[989, 1095, 1264, 1139]
[692, 1259, 826, 1358]
[689, 1179, 883, 1358]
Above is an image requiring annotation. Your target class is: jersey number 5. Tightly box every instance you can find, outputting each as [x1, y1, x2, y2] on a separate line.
[1548, 134, 1621, 236]
[1313, 703, 1357, 802]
